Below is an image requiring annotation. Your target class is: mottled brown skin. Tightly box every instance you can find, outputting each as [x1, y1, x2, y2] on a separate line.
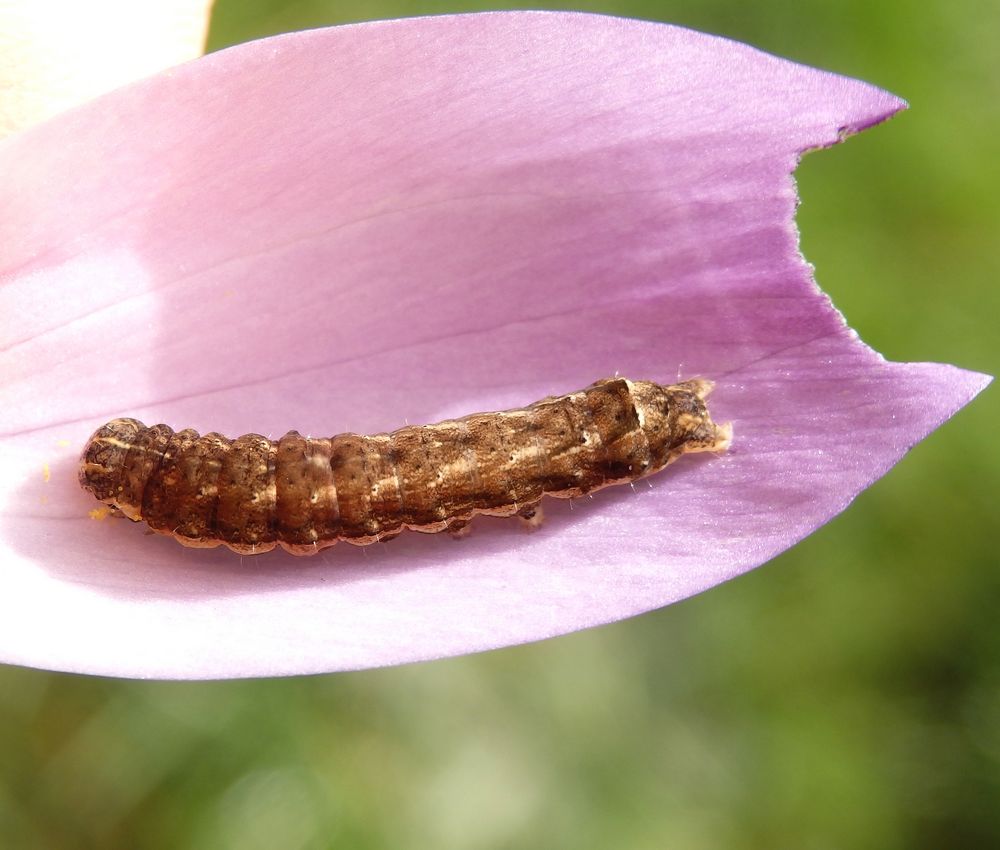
[78, 378, 732, 555]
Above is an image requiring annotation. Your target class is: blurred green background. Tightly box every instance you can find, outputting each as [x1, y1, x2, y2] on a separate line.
[2, 2, 997, 847]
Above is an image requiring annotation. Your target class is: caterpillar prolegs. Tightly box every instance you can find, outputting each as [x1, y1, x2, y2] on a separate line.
[78, 377, 732, 555]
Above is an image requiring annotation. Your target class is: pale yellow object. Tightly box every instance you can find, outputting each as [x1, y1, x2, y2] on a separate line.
[0, 0, 213, 138]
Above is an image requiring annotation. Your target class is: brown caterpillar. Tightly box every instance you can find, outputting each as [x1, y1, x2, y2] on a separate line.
[78, 377, 731, 555]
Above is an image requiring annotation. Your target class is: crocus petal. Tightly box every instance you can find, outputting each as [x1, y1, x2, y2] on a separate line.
[0, 13, 989, 679]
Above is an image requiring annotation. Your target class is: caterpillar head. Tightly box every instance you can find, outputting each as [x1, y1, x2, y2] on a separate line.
[631, 378, 732, 469]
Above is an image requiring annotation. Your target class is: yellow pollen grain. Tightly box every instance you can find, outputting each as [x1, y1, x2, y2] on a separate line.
[88, 507, 111, 521]
[42, 463, 50, 483]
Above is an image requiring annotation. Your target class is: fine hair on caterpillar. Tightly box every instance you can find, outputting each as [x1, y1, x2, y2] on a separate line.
[78, 377, 732, 555]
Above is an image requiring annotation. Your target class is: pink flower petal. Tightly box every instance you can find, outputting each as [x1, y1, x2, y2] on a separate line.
[0, 13, 989, 679]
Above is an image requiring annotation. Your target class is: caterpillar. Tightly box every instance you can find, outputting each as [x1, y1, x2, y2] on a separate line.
[78, 377, 732, 555]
